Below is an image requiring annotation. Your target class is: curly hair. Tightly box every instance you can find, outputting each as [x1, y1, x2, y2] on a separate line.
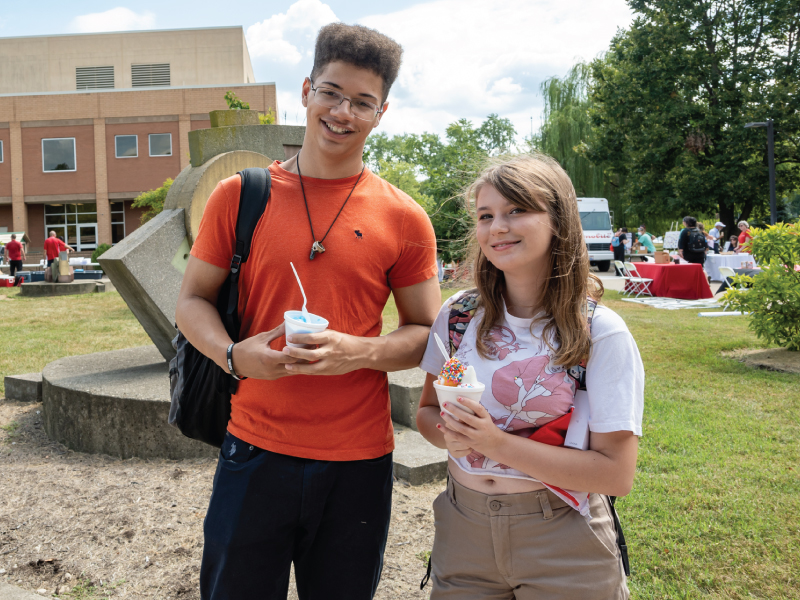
[311, 23, 403, 102]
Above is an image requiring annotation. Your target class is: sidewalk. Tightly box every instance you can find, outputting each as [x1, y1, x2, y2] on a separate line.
[0, 582, 43, 600]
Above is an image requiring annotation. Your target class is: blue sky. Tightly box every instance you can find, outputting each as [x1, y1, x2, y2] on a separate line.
[0, 0, 634, 141]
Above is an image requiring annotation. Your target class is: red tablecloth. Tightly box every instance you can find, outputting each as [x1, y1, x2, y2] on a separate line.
[626, 263, 713, 299]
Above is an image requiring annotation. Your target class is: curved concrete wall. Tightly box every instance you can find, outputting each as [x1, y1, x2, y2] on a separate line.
[42, 346, 215, 459]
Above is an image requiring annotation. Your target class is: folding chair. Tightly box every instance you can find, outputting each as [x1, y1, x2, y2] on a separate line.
[614, 260, 634, 296]
[624, 261, 654, 298]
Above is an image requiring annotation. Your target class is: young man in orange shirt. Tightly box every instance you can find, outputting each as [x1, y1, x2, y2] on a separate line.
[176, 24, 440, 600]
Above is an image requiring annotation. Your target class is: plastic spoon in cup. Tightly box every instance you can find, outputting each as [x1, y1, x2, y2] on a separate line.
[433, 332, 450, 362]
[290, 262, 311, 322]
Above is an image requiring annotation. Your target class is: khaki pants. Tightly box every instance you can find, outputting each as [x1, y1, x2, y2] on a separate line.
[430, 475, 629, 600]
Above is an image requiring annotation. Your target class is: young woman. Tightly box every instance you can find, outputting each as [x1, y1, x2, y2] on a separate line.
[724, 235, 739, 253]
[417, 154, 644, 600]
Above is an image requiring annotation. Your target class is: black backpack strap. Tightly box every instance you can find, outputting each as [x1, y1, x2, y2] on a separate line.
[222, 167, 271, 340]
[608, 495, 631, 576]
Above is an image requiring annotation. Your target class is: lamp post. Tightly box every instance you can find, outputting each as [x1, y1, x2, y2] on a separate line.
[744, 119, 777, 225]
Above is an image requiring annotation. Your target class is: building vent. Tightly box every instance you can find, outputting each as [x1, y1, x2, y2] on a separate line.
[131, 63, 171, 87]
[76, 66, 115, 90]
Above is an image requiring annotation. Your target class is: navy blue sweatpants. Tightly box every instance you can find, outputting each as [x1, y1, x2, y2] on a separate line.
[200, 432, 393, 600]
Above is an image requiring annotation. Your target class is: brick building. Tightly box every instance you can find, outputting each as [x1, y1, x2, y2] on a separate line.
[0, 27, 278, 254]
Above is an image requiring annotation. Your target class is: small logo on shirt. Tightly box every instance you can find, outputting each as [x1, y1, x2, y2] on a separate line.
[355, 230, 363, 240]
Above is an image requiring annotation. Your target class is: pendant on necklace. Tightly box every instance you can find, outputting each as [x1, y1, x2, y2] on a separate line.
[309, 240, 326, 260]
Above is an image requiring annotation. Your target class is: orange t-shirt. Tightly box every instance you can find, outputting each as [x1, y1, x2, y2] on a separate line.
[190, 161, 437, 461]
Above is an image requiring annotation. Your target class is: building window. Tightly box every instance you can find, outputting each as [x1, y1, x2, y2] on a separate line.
[111, 202, 126, 244]
[42, 138, 76, 172]
[115, 135, 138, 158]
[131, 63, 170, 87]
[44, 203, 98, 251]
[149, 133, 172, 157]
[76, 66, 114, 90]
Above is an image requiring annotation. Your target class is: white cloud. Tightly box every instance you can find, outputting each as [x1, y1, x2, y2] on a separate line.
[246, 0, 338, 64]
[358, 0, 633, 139]
[69, 7, 155, 33]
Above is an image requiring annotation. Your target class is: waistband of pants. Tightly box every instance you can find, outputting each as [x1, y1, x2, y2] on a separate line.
[447, 473, 571, 517]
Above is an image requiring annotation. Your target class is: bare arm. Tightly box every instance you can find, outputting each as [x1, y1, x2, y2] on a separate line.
[284, 274, 441, 374]
[439, 398, 639, 497]
[175, 256, 299, 380]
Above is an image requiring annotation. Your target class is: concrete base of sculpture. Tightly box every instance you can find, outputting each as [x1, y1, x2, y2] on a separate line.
[19, 281, 101, 297]
[40, 347, 446, 483]
[4, 373, 43, 402]
[42, 346, 214, 460]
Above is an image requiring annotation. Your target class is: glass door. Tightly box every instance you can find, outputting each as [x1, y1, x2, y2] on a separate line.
[77, 224, 97, 252]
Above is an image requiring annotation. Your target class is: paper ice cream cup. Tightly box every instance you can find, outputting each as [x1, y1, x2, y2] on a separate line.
[433, 381, 484, 419]
[284, 310, 329, 348]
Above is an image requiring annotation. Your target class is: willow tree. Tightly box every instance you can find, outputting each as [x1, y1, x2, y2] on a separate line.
[536, 63, 606, 198]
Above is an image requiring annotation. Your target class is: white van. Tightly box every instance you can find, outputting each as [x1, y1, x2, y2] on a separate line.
[577, 197, 614, 273]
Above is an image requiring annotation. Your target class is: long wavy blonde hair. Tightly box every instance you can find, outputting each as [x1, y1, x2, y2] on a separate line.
[466, 154, 604, 367]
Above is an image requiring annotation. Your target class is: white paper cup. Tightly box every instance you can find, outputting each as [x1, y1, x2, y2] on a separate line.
[433, 381, 485, 419]
[284, 310, 329, 348]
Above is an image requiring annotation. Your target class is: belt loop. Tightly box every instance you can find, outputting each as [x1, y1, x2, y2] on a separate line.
[538, 491, 553, 520]
[447, 474, 457, 505]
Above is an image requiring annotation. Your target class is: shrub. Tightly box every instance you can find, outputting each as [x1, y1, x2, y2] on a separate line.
[723, 222, 800, 350]
[259, 108, 276, 124]
[224, 91, 249, 110]
[132, 178, 173, 224]
[92, 243, 112, 264]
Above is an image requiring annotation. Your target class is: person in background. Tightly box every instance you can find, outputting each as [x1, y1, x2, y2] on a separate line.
[633, 224, 656, 254]
[738, 221, 753, 248]
[43, 231, 74, 267]
[612, 227, 628, 275]
[622, 226, 632, 254]
[708, 222, 724, 253]
[697, 223, 715, 252]
[724, 235, 739, 253]
[5, 234, 25, 278]
[677, 216, 707, 266]
[436, 248, 444, 283]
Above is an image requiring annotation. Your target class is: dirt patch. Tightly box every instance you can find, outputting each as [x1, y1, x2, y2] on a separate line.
[0, 400, 439, 599]
[723, 348, 800, 374]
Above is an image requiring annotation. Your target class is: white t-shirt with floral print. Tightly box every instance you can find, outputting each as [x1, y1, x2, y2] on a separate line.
[420, 291, 644, 483]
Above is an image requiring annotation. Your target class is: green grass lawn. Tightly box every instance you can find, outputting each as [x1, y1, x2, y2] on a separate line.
[1, 284, 798, 598]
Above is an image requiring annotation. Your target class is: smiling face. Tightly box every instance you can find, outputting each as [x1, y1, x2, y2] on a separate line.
[301, 61, 387, 161]
[739, 223, 747, 231]
[475, 184, 554, 278]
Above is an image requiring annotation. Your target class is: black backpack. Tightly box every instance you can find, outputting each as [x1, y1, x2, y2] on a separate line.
[168, 167, 271, 448]
[687, 228, 708, 254]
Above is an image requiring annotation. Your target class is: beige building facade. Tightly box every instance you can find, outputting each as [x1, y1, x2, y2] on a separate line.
[0, 27, 276, 255]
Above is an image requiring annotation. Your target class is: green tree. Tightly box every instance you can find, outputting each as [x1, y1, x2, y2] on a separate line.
[586, 0, 800, 229]
[132, 178, 173, 224]
[364, 114, 517, 260]
[533, 63, 608, 198]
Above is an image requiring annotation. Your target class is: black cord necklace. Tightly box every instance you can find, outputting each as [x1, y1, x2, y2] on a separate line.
[297, 150, 366, 260]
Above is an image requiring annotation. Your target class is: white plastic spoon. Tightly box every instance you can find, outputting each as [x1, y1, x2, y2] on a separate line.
[290, 262, 311, 322]
[433, 332, 450, 362]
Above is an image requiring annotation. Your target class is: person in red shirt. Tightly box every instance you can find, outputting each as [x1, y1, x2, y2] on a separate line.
[176, 24, 440, 600]
[43, 230, 73, 266]
[737, 220, 753, 248]
[4, 234, 25, 277]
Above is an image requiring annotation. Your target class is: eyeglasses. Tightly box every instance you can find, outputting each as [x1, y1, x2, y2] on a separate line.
[309, 81, 383, 121]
